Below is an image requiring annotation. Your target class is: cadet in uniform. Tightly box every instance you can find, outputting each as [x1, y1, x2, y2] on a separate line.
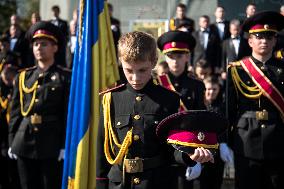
[8, 21, 71, 189]
[157, 30, 206, 189]
[227, 11, 284, 189]
[96, 31, 213, 189]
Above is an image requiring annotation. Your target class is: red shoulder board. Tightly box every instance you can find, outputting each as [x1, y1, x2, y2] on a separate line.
[99, 84, 125, 95]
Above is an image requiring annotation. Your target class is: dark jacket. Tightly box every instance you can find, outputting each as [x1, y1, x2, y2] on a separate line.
[192, 26, 222, 69]
[227, 56, 284, 159]
[167, 71, 206, 110]
[222, 37, 251, 72]
[8, 64, 71, 159]
[96, 80, 195, 189]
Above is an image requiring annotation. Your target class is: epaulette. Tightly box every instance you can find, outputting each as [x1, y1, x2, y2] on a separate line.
[99, 83, 125, 96]
[227, 61, 241, 69]
[56, 65, 72, 72]
[18, 65, 37, 73]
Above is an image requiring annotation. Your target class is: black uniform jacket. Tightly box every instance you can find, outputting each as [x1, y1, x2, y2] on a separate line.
[96, 80, 196, 189]
[8, 63, 71, 159]
[227, 56, 284, 159]
[167, 71, 206, 110]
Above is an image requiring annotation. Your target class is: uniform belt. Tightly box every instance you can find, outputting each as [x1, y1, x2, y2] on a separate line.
[123, 155, 166, 173]
[24, 114, 59, 124]
[241, 111, 279, 120]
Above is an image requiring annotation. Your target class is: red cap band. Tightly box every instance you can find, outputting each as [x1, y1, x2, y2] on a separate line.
[249, 24, 277, 34]
[33, 29, 58, 43]
[167, 130, 218, 149]
[163, 42, 190, 54]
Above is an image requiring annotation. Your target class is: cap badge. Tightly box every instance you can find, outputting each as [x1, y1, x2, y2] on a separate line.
[197, 132, 205, 141]
[264, 24, 269, 30]
[171, 42, 176, 47]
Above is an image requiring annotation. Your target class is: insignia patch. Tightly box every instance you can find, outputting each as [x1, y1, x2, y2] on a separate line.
[197, 132, 205, 141]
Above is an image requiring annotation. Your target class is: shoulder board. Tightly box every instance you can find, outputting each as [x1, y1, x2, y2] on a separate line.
[18, 66, 37, 73]
[227, 61, 241, 69]
[99, 84, 125, 96]
[56, 65, 72, 72]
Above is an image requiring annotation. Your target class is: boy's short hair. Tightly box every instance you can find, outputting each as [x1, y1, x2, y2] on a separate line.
[118, 31, 158, 64]
[203, 75, 220, 85]
[195, 59, 211, 70]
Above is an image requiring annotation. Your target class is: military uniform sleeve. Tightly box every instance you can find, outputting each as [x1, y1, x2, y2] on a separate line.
[226, 66, 238, 147]
[8, 74, 22, 146]
[96, 101, 111, 189]
[62, 71, 71, 148]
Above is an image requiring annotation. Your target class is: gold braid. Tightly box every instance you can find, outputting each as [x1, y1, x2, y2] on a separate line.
[230, 66, 262, 99]
[19, 71, 38, 116]
[102, 92, 133, 165]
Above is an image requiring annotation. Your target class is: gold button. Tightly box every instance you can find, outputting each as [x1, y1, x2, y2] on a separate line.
[133, 135, 140, 141]
[37, 85, 41, 89]
[35, 99, 39, 103]
[174, 83, 179, 87]
[136, 96, 142, 101]
[51, 87, 56, 91]
[117, 121, 121, 126]
[39, 73, 44, 77]
[133, 177, 140, 184]
[247, 81, 251, 85]
[154, 121, 159, 124]
[134, 115, 141, 120]
[187, 96, 191, 100]
[261, 124, 266, 129]
[33, 127, 39, 132]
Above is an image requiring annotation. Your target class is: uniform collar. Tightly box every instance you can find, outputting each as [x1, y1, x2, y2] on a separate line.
[126, 78, 157, 94]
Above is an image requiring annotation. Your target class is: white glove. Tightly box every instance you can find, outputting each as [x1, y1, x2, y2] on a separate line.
[219, 143, 233, 163]
[58, 149, 65, 161]
[8, 147, 17, 160]
[185, 162, 202, 181]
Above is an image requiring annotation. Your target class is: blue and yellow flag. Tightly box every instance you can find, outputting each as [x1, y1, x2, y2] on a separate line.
[62, 0, 119, 188]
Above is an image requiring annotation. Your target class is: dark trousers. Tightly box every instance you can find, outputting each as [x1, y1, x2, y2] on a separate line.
[17, 156, 63, 189]
[199, 154, 225, 189]
[168, 165, 194, 189]
[235, 155, 284, 189]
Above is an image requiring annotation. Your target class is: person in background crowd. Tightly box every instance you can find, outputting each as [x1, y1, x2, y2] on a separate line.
[8, 24, 30, 68]
[169, 3, 195, 34]
[50, 5, 68, 67]
[8, 21, 71, 189]
[157, 30, 206, 189]
[199, 75, 232, 189]
[154, 61, 169, 77]
[67, 19, 77, 69]
[221, 19, 251, 79]
[0, 36, 20, 68]
[0, 65, 21, 189]
[108, 3, 121, 55]
[194, 59, 213, 81]
[245, 3, 257, 19]
[211, 6, 230, 41]
[96, 31, 213, 189]
[192, 15, 221, 72]
[227, 11, 284, 189]
[30, 12, 41, 26]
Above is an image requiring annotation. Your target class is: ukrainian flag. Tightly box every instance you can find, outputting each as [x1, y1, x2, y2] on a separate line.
[62, 0, 119, 188]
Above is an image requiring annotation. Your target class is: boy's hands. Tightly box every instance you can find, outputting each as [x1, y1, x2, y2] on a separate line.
[188, 147, 214, 163]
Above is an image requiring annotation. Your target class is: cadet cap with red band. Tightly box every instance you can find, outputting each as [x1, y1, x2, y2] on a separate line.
[157, 30, 196, 54]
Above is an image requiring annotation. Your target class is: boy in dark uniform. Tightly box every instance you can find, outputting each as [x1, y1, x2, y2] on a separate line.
[96, 31, 214, 189]
[227, 11, 284, 189]
[156, 30, 206, 189]
[157, 30, 206, 112]
[8, 21, 71, 189]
